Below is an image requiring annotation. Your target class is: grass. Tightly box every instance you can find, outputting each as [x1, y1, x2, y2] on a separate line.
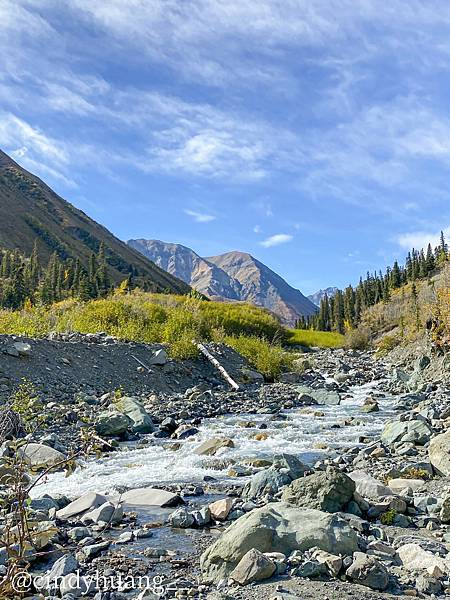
[287, 328, 344, 348]
[0, 291, 291, 377]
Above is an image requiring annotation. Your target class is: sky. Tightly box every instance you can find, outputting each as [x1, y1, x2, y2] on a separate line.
[1, 1, 450, 295]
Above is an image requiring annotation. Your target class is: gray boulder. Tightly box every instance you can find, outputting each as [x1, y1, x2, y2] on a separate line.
[242, 454, 309, 501]
[429, 430, 450, 476]
[122, 487, 181, 507]
[295, 385, 340, 405]
[56, 492, 108, 520]
[229, 548, 276, 585]
[348, 471, 393, 500]
[47, 554, 79, 580]
[114, 397, 155, 434]
[346, 552, 389, 591]
[381, 419, 432, 446]
[19, 443, 66, 469]
[95, 412, 129, 437]
[281, 467, 355, 513]
[200, 502, 359, 582]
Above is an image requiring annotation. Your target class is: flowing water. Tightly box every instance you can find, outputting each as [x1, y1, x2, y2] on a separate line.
[31, 380, 397, 500]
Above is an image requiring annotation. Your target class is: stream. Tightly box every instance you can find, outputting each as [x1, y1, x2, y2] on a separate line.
[31, 380, 397, 500]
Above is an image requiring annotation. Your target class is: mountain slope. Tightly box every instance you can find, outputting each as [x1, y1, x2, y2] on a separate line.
[0, 150, 190, 294]
[207, 251, 317, 325]
[128, 239, 317, 325]
[308, 287, 338, 306]
[127, 239, 241, 299]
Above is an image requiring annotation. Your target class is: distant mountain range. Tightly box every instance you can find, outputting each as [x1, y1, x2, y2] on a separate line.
[0, 149, 190, 294]
[128, 239, 318, 326]
[307, 287, 339, 306]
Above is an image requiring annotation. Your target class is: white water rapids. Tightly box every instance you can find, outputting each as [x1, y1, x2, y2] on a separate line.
[31, 381, 397, 500]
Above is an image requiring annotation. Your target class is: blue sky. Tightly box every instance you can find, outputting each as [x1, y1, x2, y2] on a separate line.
[1, 1, 450, 294]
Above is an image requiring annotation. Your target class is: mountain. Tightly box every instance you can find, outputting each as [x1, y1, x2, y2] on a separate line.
[308, 287, 339, 306]
[128, 239, 317, 326]
[127, 239, 241, 300]
[0, 150, 190, 294]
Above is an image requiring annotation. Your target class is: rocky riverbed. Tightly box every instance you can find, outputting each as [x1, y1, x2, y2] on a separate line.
[0, 334, 449, 599]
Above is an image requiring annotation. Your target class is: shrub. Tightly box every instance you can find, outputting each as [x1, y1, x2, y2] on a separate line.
[375, 334, 400, 357]
[287, 329, 344, 348]
[344, 327, 371, 350]
[226, 335, 293, 380]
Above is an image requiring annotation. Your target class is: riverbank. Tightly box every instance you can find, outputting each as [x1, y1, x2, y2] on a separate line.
[0, 336, 449, 599]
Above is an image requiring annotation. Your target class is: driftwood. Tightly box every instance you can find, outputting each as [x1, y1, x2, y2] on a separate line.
[131, 355, 152, 373]
[195, 342, 240, 391]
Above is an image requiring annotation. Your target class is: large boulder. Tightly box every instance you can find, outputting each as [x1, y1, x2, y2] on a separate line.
[229, 548, 276, 585]
[114, 397, 154, 434]
[242, 469, 291, 501]
[19, 443, 66, 470]
[56, 492, 108, 520]
[121, 487, 181, 507]
[381, 420, 432, 446]
[200, 502, 359, 582]
[429, 430, 450, 476]
[281, 467, 355, 513]
[397, 543, 450, 575]
[348, 471, 393, 500]
[346, 552, 389, 591]
[95, 412, 129, 437]
[295, 385, 340, 406]
[242, 454, 309, 501]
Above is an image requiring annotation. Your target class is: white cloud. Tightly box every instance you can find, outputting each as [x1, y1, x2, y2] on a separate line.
[184, 209, 216, 223]
[260, 233, 293, 248]
[253, 225, 261, 233]
[396, 227, 450, 251]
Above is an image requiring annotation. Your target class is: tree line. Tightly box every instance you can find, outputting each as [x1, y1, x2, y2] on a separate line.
[0, 242, 112, 309]
[297, 231, 449, 334]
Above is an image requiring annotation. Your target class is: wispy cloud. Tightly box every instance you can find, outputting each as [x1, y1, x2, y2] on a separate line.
[260, 233, 293, 248]
[395, 227, 450, 251]
[184, 209, 216, 223]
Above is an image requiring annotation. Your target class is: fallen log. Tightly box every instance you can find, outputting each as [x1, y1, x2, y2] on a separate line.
[195, 342, 240, 391]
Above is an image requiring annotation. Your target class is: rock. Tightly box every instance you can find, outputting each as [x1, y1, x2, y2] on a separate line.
[169, 507, 195, 528]
[230, 548, 276, 585]
[94, 411, 129, 436]
[297, 560, 327, 578]
[416, 573, 442, 595]
[12, 342, 32, 357]
[381, 420, 432, 446]
[241, 368, 264, 383]
[122, 487, 181, 508]
[312, 549, 342, 576]
[60, 573, 94, 597]
[19, 443, 66, 469]
[116, 531, 133, 544]
[242, 469, 291, 501]
[362, 400, 379, 413]
[81, 501, 123, 526]
[200, 502, 359, 582]
[149, 349, 168, 366]
[47, 554, 79, 580]
[209, 498, 235, 521]
[281, 467, 355, 513]
[388, 478, 424, 493]
[67, 527, 90, 542]
[114, 396, 155, 434]
[397, 543, 450, 575]
[345, 552, 389, 591]
[193, 507, 211, 527]
[295, 385, 340, 406]
[81, 540, 110, 559]
[348, 471, 393, 500]
[56, 492, 108, 520]
[429, 430, 450, 476]
[195, 438, 235, 456]
[440, 494, 450, 523]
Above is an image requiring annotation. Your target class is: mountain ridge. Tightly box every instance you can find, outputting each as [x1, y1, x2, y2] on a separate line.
[128, 239, 317, 326]
[0, 149, 190, 294]
[308, 287, 339, 306]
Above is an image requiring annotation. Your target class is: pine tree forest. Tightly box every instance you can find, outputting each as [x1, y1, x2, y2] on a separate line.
[296, 231, 449, 334]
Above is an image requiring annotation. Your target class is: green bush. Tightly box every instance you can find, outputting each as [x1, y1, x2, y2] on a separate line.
[287, 329, 344, 348]
[344, 327, 371, 350]
[375, 334, 400, 357]
[226, 335, 293, 380]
